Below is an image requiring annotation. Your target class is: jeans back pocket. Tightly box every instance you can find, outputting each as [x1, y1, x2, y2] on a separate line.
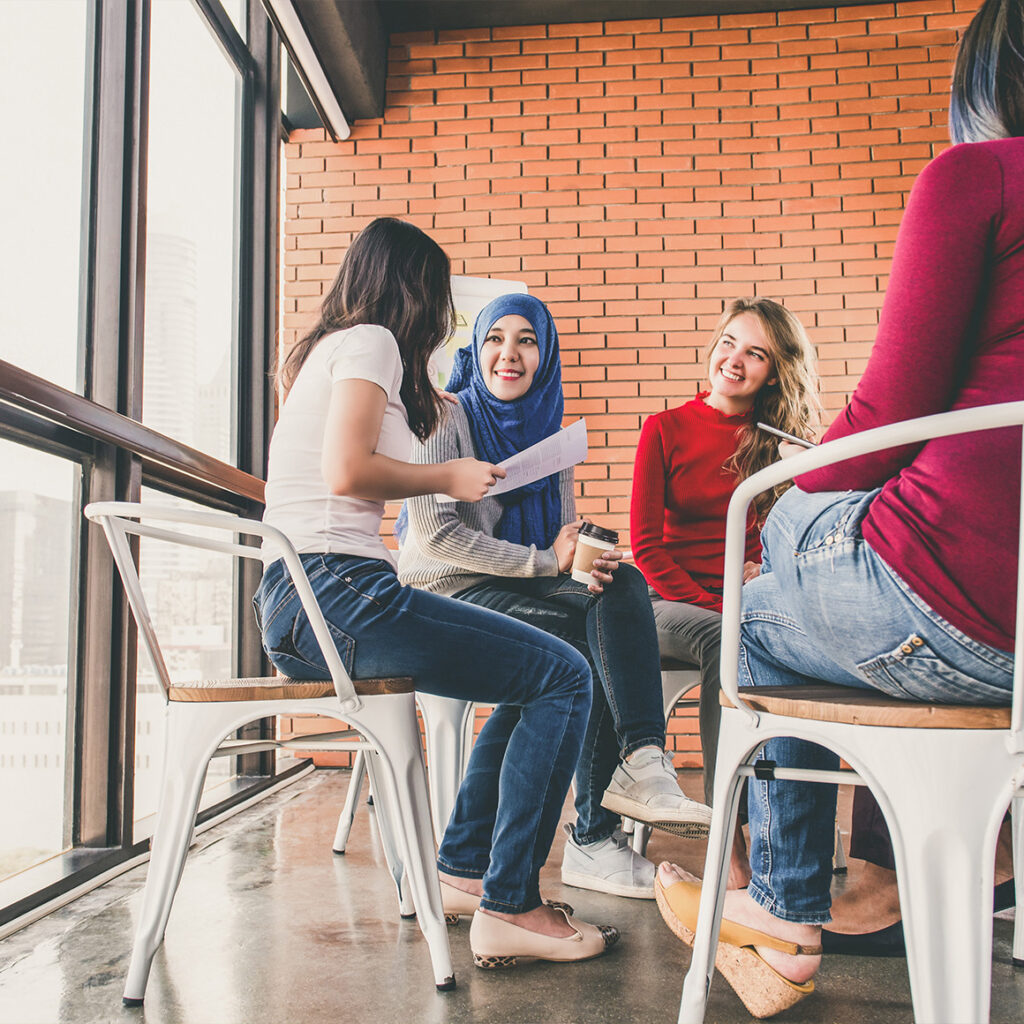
[857, 633, 1011, 706]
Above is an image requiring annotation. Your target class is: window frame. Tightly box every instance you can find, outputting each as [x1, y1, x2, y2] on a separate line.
[0, 0, 286, 930]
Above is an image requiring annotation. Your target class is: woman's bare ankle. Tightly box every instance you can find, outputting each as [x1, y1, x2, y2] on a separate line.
[728, 823, 752, 889]
[438, 870, 483, 897]
[657, 863, 820, 985]
[724, 889, 821, 984]
[480, 903, 575, 938]
[828, 860, 899, 933]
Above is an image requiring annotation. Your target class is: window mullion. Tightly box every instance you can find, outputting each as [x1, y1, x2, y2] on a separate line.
[76, 0, 149, 849]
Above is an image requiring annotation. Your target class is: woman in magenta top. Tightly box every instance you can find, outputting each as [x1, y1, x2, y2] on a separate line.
[656, 0, 1024, 1015]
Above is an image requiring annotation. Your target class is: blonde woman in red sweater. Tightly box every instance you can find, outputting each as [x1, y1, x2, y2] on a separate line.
[630, 297, 818, 882]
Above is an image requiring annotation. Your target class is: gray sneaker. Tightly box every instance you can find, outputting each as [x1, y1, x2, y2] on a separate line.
[600, 747, 713, 838]
[560, 823, 656, 899]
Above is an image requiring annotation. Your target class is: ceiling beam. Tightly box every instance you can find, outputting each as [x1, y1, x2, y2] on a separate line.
[289, 0, 387, 122]
[378, 0, 876, 33]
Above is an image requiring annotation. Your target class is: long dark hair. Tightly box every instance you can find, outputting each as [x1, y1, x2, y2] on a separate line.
[279, 217, 452, 439]
[704, 298, 820, 521]
[950, 0, 1024, 143]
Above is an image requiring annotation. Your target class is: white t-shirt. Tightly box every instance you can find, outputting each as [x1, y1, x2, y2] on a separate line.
[261, 324, 413, 568]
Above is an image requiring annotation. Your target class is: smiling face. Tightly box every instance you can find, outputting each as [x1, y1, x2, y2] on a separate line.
[479, 314, 541, 401]
[705, 311, 778, 414]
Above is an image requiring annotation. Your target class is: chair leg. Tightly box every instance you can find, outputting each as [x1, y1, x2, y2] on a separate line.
[460, 702, 476, 778]
[417, 694, 475, 843]
[332, 749, 367, 854]
[678, 724, 750, 1024]
[630, 820, 651, 856]
[122, 706, 222, 1005]
[875, 747, 1004, 1024]
[365, 750, 415, 918]
[354, 699, 456, 991]
[1012, 793, 1024, 967]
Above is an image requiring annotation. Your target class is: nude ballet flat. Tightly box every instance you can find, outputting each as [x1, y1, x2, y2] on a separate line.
[469, 908, 619, 969]
[440, 880, 573, 926]
[655, 875, 818, 1020]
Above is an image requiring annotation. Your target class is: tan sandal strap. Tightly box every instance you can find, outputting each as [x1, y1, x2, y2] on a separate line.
[724, 920, 823, 957]
[662, 878, 822, 957]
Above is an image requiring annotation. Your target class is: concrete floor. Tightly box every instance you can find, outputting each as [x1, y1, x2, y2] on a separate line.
[1, 769, 1022, 1024]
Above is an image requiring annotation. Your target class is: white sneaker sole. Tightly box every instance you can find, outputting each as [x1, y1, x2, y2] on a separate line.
[601, 792, 712, 839]
[560, 867, 656, 900]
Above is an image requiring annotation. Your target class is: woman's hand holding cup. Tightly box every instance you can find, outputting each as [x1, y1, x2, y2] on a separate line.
[553, 519, 583, 573]
[570, 521, 620, 594]
[585, 547, 622, 594]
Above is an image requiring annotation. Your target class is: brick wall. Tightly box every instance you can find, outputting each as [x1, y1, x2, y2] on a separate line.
[281, 0, 979, 767]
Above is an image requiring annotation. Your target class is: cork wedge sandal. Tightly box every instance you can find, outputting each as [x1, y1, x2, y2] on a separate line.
[655, 875, 820, 1020]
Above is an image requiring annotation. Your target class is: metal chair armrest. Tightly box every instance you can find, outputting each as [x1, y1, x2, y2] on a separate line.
[84, 501, 362, 713]
[717, 401, 1024, 748]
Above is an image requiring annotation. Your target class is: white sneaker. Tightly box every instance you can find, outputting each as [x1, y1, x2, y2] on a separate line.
[600, 747, 713, 838]
[560, 823, 656, 899]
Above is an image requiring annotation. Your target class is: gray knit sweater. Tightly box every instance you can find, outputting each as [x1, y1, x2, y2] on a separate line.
[397, 402, 576, 596]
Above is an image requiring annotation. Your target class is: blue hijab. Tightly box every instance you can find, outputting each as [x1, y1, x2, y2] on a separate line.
[447, 293, 565, 548]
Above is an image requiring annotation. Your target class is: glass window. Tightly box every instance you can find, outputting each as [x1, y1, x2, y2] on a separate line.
[0, 442, 78, 879]
[222, 0, 247, 42]
[143, 0, 242, 464]
[133, 488, 237, 826]
[0, 1, 88, 391]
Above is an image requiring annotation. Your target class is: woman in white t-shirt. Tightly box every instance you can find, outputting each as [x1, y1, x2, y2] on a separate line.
[255, 218, 617, 969]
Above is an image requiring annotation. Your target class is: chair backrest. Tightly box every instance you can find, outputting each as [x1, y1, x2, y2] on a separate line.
[718, 401, 1024, 751]
[83, 502, 363, 714]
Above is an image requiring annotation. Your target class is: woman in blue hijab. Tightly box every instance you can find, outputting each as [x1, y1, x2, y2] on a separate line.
[399, 292, 713, 902]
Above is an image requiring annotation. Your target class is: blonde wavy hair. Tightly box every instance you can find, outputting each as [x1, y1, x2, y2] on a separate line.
[703, 297, 821, 520]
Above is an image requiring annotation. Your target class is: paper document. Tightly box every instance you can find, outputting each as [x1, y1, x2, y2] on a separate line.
[490, 418, 588, 496]
[439, 419, 588, 503]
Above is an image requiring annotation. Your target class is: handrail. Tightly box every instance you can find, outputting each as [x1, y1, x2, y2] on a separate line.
[719, 401, 1024, 752]
[0, 359, 265, 505]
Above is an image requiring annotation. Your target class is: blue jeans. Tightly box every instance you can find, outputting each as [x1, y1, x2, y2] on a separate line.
[254, 554, 592, 914]
[454, 562, 666, 845]
[740, 487, 1015, 924]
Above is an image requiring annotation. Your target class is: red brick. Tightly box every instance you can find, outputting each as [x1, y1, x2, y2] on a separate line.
[529, 37, 578, 53]
[282, 6, 948, 564]
[493, 53, 547, 71]
[464, 40, 521, 57]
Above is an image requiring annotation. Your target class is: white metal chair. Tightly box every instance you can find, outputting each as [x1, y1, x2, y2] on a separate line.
[627, 659, 849, 873]
[333, 660, 702, 854]
[84, 502, 455, 1005]
[678, 401, 1024, 1024]
[333, 693, 479, 850]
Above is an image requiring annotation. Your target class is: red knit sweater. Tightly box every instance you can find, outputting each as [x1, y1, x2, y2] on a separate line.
[631, 394, 760, 613]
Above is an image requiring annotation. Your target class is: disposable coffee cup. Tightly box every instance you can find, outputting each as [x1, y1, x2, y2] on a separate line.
[571, 522, 619, 585]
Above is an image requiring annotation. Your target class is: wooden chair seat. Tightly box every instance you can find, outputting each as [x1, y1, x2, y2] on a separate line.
[168, 675, 415, 703]
[723, 684, 1011, 730]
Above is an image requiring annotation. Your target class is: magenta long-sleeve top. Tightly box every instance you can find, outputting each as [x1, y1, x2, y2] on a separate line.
[797, 137, 1024, 653]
